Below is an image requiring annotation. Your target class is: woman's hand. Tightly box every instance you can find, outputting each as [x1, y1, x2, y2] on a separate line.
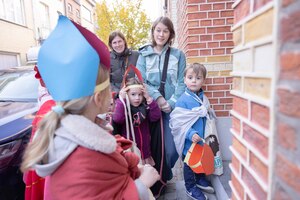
[156, 96, 171, 113]
[138, 164, 160, 188]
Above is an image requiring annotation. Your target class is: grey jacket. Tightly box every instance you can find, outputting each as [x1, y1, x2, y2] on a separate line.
[110, 48, 139, 92]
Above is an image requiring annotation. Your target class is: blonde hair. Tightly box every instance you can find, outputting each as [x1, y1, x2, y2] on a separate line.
[21, 65, 110, 172]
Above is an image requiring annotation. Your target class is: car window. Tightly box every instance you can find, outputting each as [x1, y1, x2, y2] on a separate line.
[0, 72, 39, 101]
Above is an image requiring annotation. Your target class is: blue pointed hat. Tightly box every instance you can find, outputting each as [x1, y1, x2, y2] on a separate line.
[38, 15, 110, 101]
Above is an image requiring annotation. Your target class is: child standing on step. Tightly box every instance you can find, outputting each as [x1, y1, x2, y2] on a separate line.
[170, 63, 215, 200]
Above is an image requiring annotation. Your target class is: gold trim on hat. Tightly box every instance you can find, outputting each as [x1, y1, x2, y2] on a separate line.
[94, 78, 110, 93]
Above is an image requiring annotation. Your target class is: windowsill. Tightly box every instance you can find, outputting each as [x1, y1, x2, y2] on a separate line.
[0, 18, 27, 28]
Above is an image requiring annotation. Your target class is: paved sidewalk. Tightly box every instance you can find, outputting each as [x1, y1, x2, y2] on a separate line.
[157, 160, 217, 200]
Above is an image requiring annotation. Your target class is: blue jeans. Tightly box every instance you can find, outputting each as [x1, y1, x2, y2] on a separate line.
[183, 161, 204, 190]
[163, 112, 178, 178]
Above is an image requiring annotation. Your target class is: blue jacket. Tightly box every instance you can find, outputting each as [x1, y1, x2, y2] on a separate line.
[175, 88, 207, 156]
[136, 44, 186, 109]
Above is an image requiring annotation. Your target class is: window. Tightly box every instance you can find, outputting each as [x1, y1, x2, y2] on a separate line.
[0, 0, 25, 25]
[76, 9, 80, 18]
[0, 53, 20, 70]
[81, 5, 91, 22]
[67, 3, 72, 13]
[38, 3, 50, 39]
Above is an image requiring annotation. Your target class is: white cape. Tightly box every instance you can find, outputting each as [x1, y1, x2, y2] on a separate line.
[169, 95, 210, 157]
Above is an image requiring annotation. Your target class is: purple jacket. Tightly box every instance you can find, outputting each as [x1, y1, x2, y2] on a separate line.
[112, 99, 161, 159]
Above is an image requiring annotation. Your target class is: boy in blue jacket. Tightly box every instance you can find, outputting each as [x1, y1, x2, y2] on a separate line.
[170, 63, 214, 200]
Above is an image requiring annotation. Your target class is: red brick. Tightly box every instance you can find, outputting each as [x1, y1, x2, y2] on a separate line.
[200, 35, 212, 41]
[220, 97, 233, 103]
[220, 41, 234, 47]
[225, 91, 232, 97]
[200, 19, 212, 26]
[276, 153, 300, 192]
[213, 77, 225, 84]
[226, 2, 234, 9]
[226, 48, 232, 54]
[213, 91, 225, 97]
[208, 26, 231, 33]
[188, 36, 199, 42]
[187, 43, 206, 49]
[278, 89, 300, 118]
[200, 49, 211, 56]
[188, 28, 206, 34]
[187, 50, 198, 56]
[188, 21, 199, 27]
[204, 91, 213, 97]
[187, 12, 207, 20]
[249, 152, 268, 184]
[233, 96, 248, 117]
[226, 33, 233, 40]
[207, 0, 227, 2]
[280, 52, 300, 80]
[226, 77, 233, 83]
[187, 5, 199, 12]
[251, 102, 270, 130]
[243, 123, 269, 158]
[232, 116, 241, 133]
[207, 84, 230, 90]
[254, 0, 273, 11]
[213, 104, 224, 110]
[234, 0, 250, 23]
[221, 10, 234, 17]
[231, 154, 240, 172]
[205, 77, 213, 84]
[215, 110, 230, 116]
[277, 122, 297, 150]
[232, 173, 244, 200]
[232, 137, 247, 161]
[213, 48, 225, 55]
[208, 11, 219, 18]
[225, 104, 233, 110]
[213, 3, 225, 10]
[226, 18, 234, 25]
[213, 19, 225, 26]
[208, 42, 219, 48]
[281, 10, 300, 43]
[208, 98, 218, 104]
[242, 167, 267, 200]
[213, 34, 226, 40]
[200, 4, 212, 11]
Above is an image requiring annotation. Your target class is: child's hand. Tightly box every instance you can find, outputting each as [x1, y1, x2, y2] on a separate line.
[138, 164, 160, 188]
[192, 133, 202, 143]
[119, 86, 128, 99]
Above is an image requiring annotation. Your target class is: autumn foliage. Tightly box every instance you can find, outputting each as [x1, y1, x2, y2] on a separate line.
[96, 0, 152, 50]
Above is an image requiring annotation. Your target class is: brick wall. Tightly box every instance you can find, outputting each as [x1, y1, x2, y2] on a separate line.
[229, 0, 275, 199]
[273, 0, 300, 198]
[176, 0, 234, 117]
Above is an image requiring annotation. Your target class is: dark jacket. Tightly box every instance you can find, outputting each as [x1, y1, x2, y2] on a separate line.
[112, 99, 161, 160]
[110, 48, 139, 92]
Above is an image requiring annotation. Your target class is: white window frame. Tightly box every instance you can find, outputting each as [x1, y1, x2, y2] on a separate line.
[0, 0, 25, 26]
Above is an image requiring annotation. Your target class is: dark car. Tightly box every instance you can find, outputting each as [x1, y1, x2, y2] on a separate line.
[0, 66, 39, 199]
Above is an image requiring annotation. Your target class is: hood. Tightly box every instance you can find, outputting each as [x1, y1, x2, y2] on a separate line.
[34, 114, 117, 177]
[138, 44, 170, 57]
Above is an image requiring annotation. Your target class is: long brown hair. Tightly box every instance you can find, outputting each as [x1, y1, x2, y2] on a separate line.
[108, 30, 128, 50]
[151, 16, 175, 46]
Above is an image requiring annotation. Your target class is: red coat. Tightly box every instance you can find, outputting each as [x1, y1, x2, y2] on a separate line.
[46, 136, 140, 200]
[24, 100, 55, 200]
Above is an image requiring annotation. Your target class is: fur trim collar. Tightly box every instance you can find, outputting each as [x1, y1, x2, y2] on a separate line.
[57, 114, 116, 154]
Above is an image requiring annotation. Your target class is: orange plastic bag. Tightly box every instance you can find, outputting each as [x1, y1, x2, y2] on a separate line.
[184, 142, 214, 175]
